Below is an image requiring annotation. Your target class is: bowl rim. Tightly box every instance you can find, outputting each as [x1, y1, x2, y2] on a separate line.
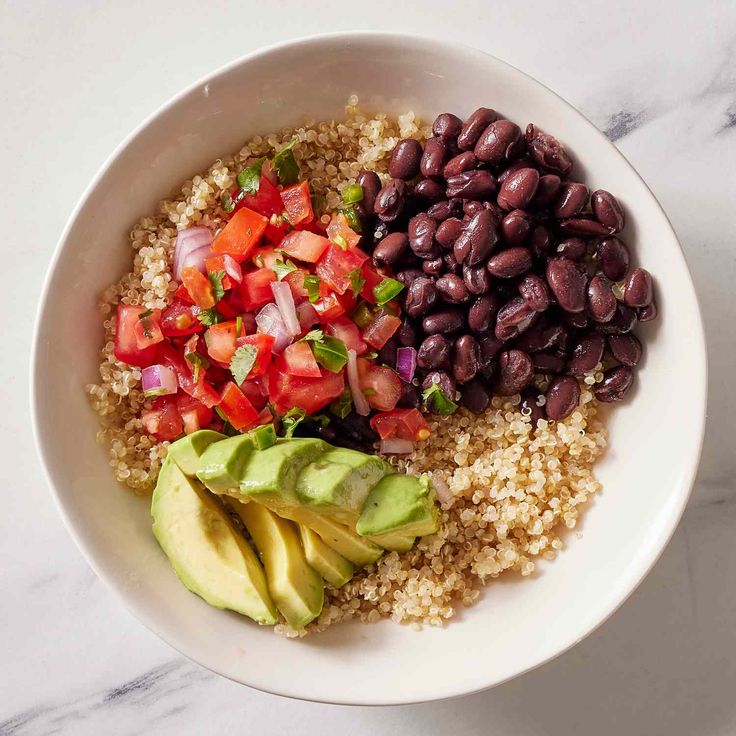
[30, 30, 707, 705]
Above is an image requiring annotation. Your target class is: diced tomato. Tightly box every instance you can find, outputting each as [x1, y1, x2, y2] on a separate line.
[212, 207, 268, 261]
[204, 321, 239, 364]
[358, 363, 402, 411]
[160, 301, 202, 337]
[264, 216, 290, 245]
[281, 181, 314, 225]
[370, 409, 430, 441]
[236, 175, 284, 218]
[363, 313, 401, 349]
[295, 300, 319, 332]
[176, 394, 214, 435]
[336, 289, 357, 315]
[326, 318, 368, 355]
[219, 382, 259, 431]
[313, 292, 345, 323]
[239, 379, 268, 411]
[360, 264, 383, 305]
[327, 212, 361, 249]
[174, 283, 194, 305]
[240, 268, 276, 311]
[181, 265, 215, 309]
[205, 255, 241, 290]
[297, 217, 327, 235]
[268, 357, 345, 415]
[253, 406, 274, 428]
[251, 247, 283, 270]
[315, 244, 368, 295]
[283, 269, 309, 299]
[280, 230, 330, 263]
[233, 333, 275, 379]
[133, 309, 164, 350]
[114, 304, 159, 368]
[283, 341, 321, 377]
[158, 343, 221, 409]
[141, 396, 183, 441]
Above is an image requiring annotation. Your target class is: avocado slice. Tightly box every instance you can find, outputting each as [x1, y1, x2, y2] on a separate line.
[366, 530, 416, 552]
[167, 430, 226, 477]
[357, 473, 440, 538]
[151, 459, 276, 625]
[196, 434, 255, 494]
[297, 525, 354, 588]
[229, 500, 324, 629]
[295, 447, 391, 525]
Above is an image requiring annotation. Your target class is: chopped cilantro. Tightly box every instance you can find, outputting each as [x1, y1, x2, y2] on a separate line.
[347, 268, 366, 296]
[209, 270, 226, 303]
[273, 258, 298, 281]
[272, 138, 299, 185]
[301, 328, 324, 343]
[311, 414, 331, 428]
[220, 191, 235, 213]
[138, 309, 153, 320]
[281, 406, 306, 438]
[340, 205, 362, 233]
[351, 301, 375, 328]
[312, 335, 349, 373]
[236, 158, 265, 194]
[422, 383, 459, 416]
[197, 307, 222, 327]
[230, 344, 258, 384]
[330, 388, 353, 419]
[304, 274, 321, 303]
[185, 351, 210, 383]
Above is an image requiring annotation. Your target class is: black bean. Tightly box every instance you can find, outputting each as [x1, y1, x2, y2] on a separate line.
[478, 331, 504, 367]
[546, 257, 587, 313]
[533, 352, 565, 373]
[420, 137, 448, 178]
[436, 217, 464, 249]
[495, 296, 537, 340]
[397, 381, 421, 409]
[595, 365, 634, 402]
[446, 170, 497, 199]
[374, 178, 407, 222]
[607, 334, 642, 366]
[474, 119, 523, 165]
[433, 112, 464, 142]
[422, 309, 465, 335]
[443, 252, 462, 275]
[454, 209, 498, 266]
[525, 123, 573, 176]
[591, 190, 625, 233]
[596, 237, 630, 281]
[395, 268, 424, 288]
[405, 277, 438, 317]
[556, 237, 587, 260]
[497, 168, 540, 210]
[624, 268, 653, 308]
[413, 178, 445, 203]
[468, 293, 500, 333]
[530, 174, 562, 209]
[436, 273, 469, 303]
[444, 151, 477, 178]
[497, 158, 534, 185]
[427, 199, 463, 222]
[463, 200, 486, 218]
[515, 320, 567, 354]
[422, 371, 457, 403]
[487, 247, 533, 278]
[568, 333, 605, 375]
[389, 138, 423, 180]
[356, 171, 382, 215]
[372, 232, 408, 268]
[408, 213, 439, 258]
[453, 334, 480, 384]
[457, 107, 498, 150]
[396, 318, 418, 347]
[460, 377, 492, 413]
[559, 217, 612, 237]
[417, 334, 452, 370]
[463, 264, 492, 295]
[545, 375, 581, 419]
[520, 388, 546, 425]
[377, 336, 398, 366]
[637, 299, 658, 322]
[587, 275, 617, 323]
[518, 274, 551, 311]
[530, 225, 552, 259]
[422, 257, 444, 275]
[554, 182, 589, 218]
[500, 209, 532, 245]
[598, 303, 637, 335]
[494, 349, 534, 395]
[563, 310, 590, 330]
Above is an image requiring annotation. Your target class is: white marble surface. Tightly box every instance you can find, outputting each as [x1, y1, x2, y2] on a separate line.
[2, 0, 735, 733]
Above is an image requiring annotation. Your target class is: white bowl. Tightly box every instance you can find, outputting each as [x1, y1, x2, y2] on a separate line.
[32, 32, 706, 705]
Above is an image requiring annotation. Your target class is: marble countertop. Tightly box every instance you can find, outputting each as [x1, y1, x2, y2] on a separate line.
[2, 1, 735, 733]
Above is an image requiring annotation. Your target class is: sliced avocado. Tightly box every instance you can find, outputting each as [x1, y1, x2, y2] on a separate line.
[238, 438, 327, 505]
[229, 500, 324, 629]
[298, 525, 354, 588]
[197, 435, 254, 494]
[295, 447, 391, 524]
[367, 530, 416, 552]
[167, 430, 226, 477]
[357, 473, 440, 538]
[151, 459, 276, 625]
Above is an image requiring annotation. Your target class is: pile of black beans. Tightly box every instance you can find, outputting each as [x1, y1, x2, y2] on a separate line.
[353, 107, 657, 422]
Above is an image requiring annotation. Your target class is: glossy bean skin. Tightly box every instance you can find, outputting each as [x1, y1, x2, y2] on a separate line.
[533, 352, 565, 373]
[417, 334, 452, 370]
[608, 334, 642, 366]
[397, 381, 421, 409]
[374, 178, 408, 222]
[559, 217, 612, 237]
[427, 198, 463, 222]
[556, 237, 587, 261]
[478, 331, 504, 366]
[563, 310, 590, 330]
[457, 107, 498, 151]
[554, 181, 589, 218]
[454, 209, 498, 266]
[422, 371, 457, 404]
[487, 247, 533, 278]
[404, 277, 438, 318]
[514, 319, 568, 355]
[389, 138, 423, 180]
[463, 200, 485, 218]
[530, 225, 552, 259]
[494, 349, 534, 395]
[497, 168, 540, 210]
[591, 189, 625, 233]
[598, 303, 637, 335]
[500, 209, 532, 245]
[372, 232, 408, 268]
[436, 217, 464, 249]
[395, 268, 425, 288]
[545, 375, 581, 420]
[463, 264, 492, 295]
[494, 296, 537, 340]
[624, 268, 653, 308]
[408, 213, 439, 259]
[474, 119, 523, 165]
[443, 252, 462, 275]
[356, 170, 382, 215]
[413, 178, 445, 203]
[525, 124, 573, 176]
[422, 309, 465, 335]
[460, 377, 492, 413]
[530, 174, 561, 209]
[497, 157, 534, 186]
[453, 334, 481, 384]
[520, 387, 546, 425]
[469, 293, 500, 333]
[446, 170, 497, 199]
[637, 299, 658, 322]
[377, 336, 398, 366]
[433, 112, 464, 142]
[587, 275, 617, 323]
[443, 151, 477, 178]
[420, 137, 448, 178]
[596, 237, 630, 281]
[595, 365, 634, 402]
[436, 273, 469, 304]
[568, 333, 605, 375]
[546, 257, 587, 313]
[396, 318, 418, 347]
[422, 257, 445, 276]
[518, 274, 551, 311]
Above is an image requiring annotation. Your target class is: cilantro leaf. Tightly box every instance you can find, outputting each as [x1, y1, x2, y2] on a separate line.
[209, 270, 226, 303]
[304, 275, 321, 303]
[272, 138, 299, 185]
[347, 268, 366, 297]
[311, 414, 331, 428]
[312, 335, 349, 373]
[421, 383, 459, 416]
[220, 190, 234, 213]
[281, 407, 306, 438]
[340, 205, 362, 234]
[197, 307, 222, 327]
[236, 158, 265, 194]
[230, 344, 258, 384]
[185, 351, 210, 383]
[330, 388, 353, 419]
[138, 309, 153, 320]
[301, 329, 324, 343]
[273, 258, 298, 281]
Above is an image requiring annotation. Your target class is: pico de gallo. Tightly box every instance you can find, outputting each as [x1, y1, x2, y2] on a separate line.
[115, 144, 430, 452]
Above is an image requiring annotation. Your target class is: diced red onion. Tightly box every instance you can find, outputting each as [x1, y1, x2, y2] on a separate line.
[173, 226, 213, 281]
[256, 303, 293, 354]
[295, 300, 319, 332]
[221, 254, 243, 283]
[270, 281, 301, 336]
[395, 346, 417, 383]
[141, 364, 178, 397]
[379, 438, 414, 455]
[347, 349, 371, 416]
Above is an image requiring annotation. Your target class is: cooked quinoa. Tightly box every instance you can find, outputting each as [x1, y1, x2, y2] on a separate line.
[87, 102, 607, 633]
